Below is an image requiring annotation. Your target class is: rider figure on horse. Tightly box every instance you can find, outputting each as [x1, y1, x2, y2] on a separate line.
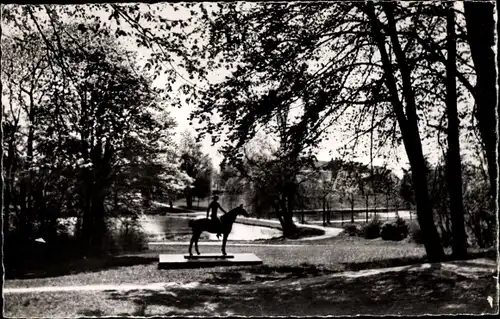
[207, 195, 226, 239]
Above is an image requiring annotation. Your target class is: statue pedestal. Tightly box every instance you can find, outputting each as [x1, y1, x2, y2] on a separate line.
[158, 253, 262, 269]
[184, 255, 235, 259]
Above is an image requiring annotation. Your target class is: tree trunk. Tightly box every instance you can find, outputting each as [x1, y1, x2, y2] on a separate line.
[278, 194, 297, 237]
[4, 183, 11, 236]
[365, 193, 369, 222]
[18, 181, 29, 237]
[81, 175, 93, 255]
[3, 140, 15, 237]
[80, 153, 96, 255]
[91, 144, 113, 254]
[274, 199, 288, 234]
[323, 196, 327, 226]
[350, 194, 354, 223]
[364, 2, 445, 261]
[446, 3, 467, 259]
[463, 1, 498, 204]
[1, 93, 4, 244]
[326, 200, 331, 223]
[90, 194, 107, 254]
[26, 89, 35, 223]
[386, 191, 389, 217]
[185, 191, 193, 209]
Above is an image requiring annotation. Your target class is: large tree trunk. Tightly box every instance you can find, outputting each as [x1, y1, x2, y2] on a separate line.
[1, 88, 4, 246]
[463, 2, 498, 204]
[90, 194, 107, 254]
[275, 194, 297, 237]
[3, 139, 15, 237]
[285, 190, 298, 235]
[18, 181, 29, 237]
[89, 142, 113, 254]
[26, 89, 35, 225]
[446, 3, 467, 259]
[80, 170, 94, 255]
[365, 193, 369, 222]
[322, 196, 327, 226]
[364, 2, 445, 262]
[185, 190, 193, 209]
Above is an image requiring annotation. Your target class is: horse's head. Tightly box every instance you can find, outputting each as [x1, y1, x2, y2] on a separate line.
[237, 204, 250, 217]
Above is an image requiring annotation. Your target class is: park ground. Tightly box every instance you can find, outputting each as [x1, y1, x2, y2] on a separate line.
[4, 229, 498, 317]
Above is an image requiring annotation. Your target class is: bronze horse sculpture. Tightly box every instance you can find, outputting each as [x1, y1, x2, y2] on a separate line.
[188, 204, 249, 256]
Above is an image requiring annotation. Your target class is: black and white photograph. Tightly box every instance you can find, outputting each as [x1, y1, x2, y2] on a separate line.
[1, 1, 498, 317]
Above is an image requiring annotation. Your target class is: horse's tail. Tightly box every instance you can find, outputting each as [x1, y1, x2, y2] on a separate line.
[188, 219, 194, 228]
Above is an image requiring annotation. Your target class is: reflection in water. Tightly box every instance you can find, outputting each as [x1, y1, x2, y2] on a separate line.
[139, 215, 282, 242]
[206, 223, 282, 241]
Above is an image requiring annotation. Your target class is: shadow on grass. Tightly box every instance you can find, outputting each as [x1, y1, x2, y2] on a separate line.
[106, 265, 497, 316]
[6, 255, 157, 280]
[78, 309, 105, 317]
[6, 241, 495, 282]
[199, 263, 339, 285]
[343, 248, 497, 272]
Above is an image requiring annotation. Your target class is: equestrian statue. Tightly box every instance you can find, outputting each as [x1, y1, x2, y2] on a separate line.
[188, 200, 249, 256]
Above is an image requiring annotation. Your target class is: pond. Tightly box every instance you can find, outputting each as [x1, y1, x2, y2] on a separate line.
[55, 215, 282, 242]
[138, 215, 282, 242]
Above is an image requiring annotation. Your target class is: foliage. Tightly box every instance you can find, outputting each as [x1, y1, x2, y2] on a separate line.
[343, 223, 362, 237]
[361, 217, 382, 239]
[2, 2, 496, 261]
[380, 217, 409, 241]
[221, 135, 314, 236]
[427, 161, 452, 247]
[179, 130, 213, 208]
[108, 217, 148, 254]
[462, 163, 497, 248]
[217, 165, 248, 211]
[1, 19, 190, 260]
[425, 159, 495, 249]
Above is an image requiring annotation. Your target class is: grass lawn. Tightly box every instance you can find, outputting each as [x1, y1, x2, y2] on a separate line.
[5, 236, 428, 287]
[4, 235, 497, 317]
[5, 260, 497, 316]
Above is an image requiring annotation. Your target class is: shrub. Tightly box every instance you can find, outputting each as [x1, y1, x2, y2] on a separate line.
[107, 217, 147, 254]
[343, 223, 361, 236]
[381, 217, 408, 241]
[363, 218, 382, 239]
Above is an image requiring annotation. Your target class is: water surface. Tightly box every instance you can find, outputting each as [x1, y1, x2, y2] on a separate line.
[139, 215, 282, 241]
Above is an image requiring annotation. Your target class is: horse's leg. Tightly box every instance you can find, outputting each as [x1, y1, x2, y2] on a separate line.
[189, 231, 195, 256]
[194, 231, 201, 255]
[221, 233, 228, 256]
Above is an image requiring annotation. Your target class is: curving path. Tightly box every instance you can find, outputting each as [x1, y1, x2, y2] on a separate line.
[235, 216, 343, 241]
[162, 209, 343, 242]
